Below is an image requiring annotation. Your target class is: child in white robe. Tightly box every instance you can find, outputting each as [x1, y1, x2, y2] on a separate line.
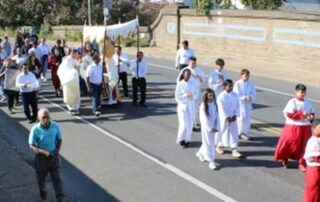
[208, 58, 228, 97]
[175, 68, 199, 148]
[216, 79, 243, 158]
[176, 57, 205, 131]
[234, 69, 256, 140]
[196, 89, 220, 170]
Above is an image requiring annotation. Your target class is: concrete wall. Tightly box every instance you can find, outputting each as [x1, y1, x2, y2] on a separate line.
[151, 6, 320, 72]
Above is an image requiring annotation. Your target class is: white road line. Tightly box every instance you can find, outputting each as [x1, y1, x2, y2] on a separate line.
[148, 63, 320, 104]
[41, 96, 237, 202]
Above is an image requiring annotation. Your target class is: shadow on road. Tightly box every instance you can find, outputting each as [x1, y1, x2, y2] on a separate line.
[0, 109, 120, 202]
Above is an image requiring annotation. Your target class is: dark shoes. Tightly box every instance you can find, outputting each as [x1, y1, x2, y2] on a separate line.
[179, 140, 189, 149]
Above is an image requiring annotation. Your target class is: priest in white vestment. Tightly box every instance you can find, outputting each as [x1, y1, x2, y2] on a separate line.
[233, 69, 256, 140]
[57, 49, 81, 115]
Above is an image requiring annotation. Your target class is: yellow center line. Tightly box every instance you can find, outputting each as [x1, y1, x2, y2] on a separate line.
[251, 119, 282, 135]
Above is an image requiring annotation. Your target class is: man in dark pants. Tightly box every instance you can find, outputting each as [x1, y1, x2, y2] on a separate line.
[131, 51, 148, 106]
[16, 63, 39, 123]
[29, 108, 64, 202]
[86, 54, 103, 117]
[112, 46, 129, 97]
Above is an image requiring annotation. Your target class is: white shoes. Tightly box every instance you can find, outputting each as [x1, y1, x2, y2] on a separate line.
[196, 153, 205, 162]
[95, 111, 101, 117]
[209, 162, 218, 170]
[232, 149, 243, 158]
[215, 147, 224, 155]
[239, 133, 250, 141]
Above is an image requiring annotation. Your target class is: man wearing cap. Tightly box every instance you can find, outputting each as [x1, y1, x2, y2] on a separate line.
[29, 108, 64, 202]
[57, 49, 81, 115]
[16, 63, 39, 123]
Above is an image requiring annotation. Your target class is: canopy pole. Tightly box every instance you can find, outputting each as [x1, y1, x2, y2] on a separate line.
[102, 17, 108, 69]
[137, 25, 140, 54]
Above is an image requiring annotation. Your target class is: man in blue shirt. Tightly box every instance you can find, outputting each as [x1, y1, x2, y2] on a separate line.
[29, 108, 63, 202]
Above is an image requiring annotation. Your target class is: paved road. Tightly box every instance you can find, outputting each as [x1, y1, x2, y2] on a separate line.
[1, 55, 319, 202]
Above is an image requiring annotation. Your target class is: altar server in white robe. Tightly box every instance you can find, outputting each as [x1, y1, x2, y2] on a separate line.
[196, 88, 220, 170]
[57, 49, 81, 115]
[234, 69, 256, 141]
[176, 57, 205, 130]
[216, 79, 243, 158]
[175, 68, 199, 148]
[208, 58, 228, 97]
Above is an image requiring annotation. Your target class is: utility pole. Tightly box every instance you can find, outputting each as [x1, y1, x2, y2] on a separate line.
[88, 0, 93, 25]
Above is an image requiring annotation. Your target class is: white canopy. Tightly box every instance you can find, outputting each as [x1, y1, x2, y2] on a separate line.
[83, 18, 139, 42]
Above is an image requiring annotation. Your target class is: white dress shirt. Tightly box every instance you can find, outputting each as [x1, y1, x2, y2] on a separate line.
[11, 55, 27, 66]
[175, 48, 195, 67]
[112, 53, 129, 73]
[28, 47, 42, 61]
[37, 44, 51, 56]
[131, 59, 148, 78]
[16, 72, 39, 92]
[86, 62, 103, 85]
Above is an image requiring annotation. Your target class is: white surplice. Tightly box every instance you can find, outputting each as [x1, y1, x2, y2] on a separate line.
[233, 79, 256, 135]
[57, 55, 80, 110]
[176, 66, 204, 124]
[196, 102, 219, 162]
[216, 90, 240, 148]
[175, 79, 199, 143]
[208, 69, 228, 97]
[304, 136, 320, 167]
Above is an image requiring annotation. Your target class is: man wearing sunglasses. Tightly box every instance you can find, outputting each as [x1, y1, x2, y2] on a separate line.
[29, 108, 64, 202]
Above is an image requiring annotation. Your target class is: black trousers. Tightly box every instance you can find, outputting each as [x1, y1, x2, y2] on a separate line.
[4, 90, 19, 110]
[179, 64, 188, 71]
[118, 72, 128, 97]
[35, 154, 63, 200]
[79, 76, 88, 96]
[21, 91, 38, 121]
[132, 77, 146, 104]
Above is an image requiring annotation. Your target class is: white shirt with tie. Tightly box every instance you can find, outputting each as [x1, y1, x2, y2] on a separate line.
[131, 59, 148, 78]
[112, 53, 129, 73]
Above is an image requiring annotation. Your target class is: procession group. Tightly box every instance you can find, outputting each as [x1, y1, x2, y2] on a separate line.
[0, 32, 148, 120]
[0, 32, 319, 201]
[175, 40, 320, 201]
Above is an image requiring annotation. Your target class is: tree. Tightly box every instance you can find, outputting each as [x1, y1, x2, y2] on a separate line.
[0, 0, 25, 27]
[241, 0, 283, 10]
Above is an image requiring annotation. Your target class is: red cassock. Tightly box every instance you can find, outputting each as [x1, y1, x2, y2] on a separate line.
[48, 55, 61, 90]
[302, 164, 320, 202]
[274, 109, 313, 163]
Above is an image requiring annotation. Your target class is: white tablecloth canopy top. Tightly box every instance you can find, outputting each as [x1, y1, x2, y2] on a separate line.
[83, 18, 139, 42]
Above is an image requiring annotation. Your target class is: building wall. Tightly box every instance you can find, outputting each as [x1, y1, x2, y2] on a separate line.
[151, 7, 320, 73]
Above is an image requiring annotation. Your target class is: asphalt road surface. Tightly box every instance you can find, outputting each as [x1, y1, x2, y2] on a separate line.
[1, 55, 319, 202]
